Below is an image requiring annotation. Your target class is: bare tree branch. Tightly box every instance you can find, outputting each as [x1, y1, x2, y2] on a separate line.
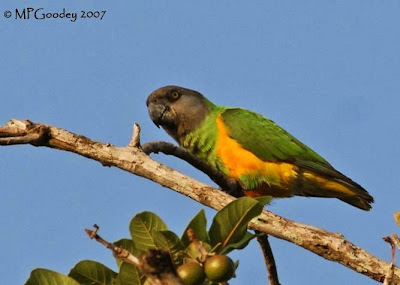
[1, 119, 399, 283]
[256, 232, 280, 285]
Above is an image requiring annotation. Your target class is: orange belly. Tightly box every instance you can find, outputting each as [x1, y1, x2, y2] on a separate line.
[215, 115, 298, 197]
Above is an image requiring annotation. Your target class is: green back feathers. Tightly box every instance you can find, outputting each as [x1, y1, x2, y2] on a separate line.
[220, 108, 330, 166]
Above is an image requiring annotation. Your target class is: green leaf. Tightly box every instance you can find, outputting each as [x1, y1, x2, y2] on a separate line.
[395, 211, 400, 228]
[129, 211, 168, 252]
[68, 260, 119, 285]
[254, 196, 272, 206]
[220, 231, 255, 254]
[154, 230, 185, 266]
[209, 197, 264, 251]
[181, 209, 209, 246]
[118, 262, 142, 285]
[113, 239, 139, 268]
[25, 269, 80, 285]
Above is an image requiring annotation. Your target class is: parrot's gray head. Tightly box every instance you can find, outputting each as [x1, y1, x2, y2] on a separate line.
[146, 85, 211, 142]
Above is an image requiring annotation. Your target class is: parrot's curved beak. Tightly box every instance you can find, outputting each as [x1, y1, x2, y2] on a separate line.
[147, 102, 169, 128]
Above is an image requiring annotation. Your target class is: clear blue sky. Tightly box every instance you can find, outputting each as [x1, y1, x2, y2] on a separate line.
[1, 1, 399, 284]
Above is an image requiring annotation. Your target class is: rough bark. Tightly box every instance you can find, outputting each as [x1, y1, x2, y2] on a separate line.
[0, 119, 398, 283]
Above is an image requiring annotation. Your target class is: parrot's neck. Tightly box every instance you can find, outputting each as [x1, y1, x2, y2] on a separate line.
[163, 97, 217, 143]
[179, 104, 225, 167]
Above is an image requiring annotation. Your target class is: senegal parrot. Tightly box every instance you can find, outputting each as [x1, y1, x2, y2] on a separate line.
[146, 85, 373, 210]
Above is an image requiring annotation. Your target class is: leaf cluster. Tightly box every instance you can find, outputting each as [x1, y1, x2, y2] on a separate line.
[25, 197, 270, 285]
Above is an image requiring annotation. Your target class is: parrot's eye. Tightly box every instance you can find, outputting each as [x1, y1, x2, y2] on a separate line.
[170, 91, 181, 100]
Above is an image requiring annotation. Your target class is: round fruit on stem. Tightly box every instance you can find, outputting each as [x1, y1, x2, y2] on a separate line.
[204, 255, 235, 282]
[176, 262, 206, 285]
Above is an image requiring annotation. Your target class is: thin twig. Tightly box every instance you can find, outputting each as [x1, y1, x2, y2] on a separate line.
[85, 225, 183, 285]
[85, 224, 140, 266]
[256, 232, 280, 285]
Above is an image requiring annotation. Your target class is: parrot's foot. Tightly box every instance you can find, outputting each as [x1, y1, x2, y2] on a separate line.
[220, 178, 244, 198]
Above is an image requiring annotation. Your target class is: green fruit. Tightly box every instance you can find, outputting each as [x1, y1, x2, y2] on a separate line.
[204, 255, 235, 282]
[177, 262, 206, 285]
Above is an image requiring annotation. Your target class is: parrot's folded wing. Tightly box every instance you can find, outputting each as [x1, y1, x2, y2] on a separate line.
[221, 108, 330, 165]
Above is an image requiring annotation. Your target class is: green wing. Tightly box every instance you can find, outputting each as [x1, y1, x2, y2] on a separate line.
[221, 108, 331, 167]
[220, 108, 372, 209]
